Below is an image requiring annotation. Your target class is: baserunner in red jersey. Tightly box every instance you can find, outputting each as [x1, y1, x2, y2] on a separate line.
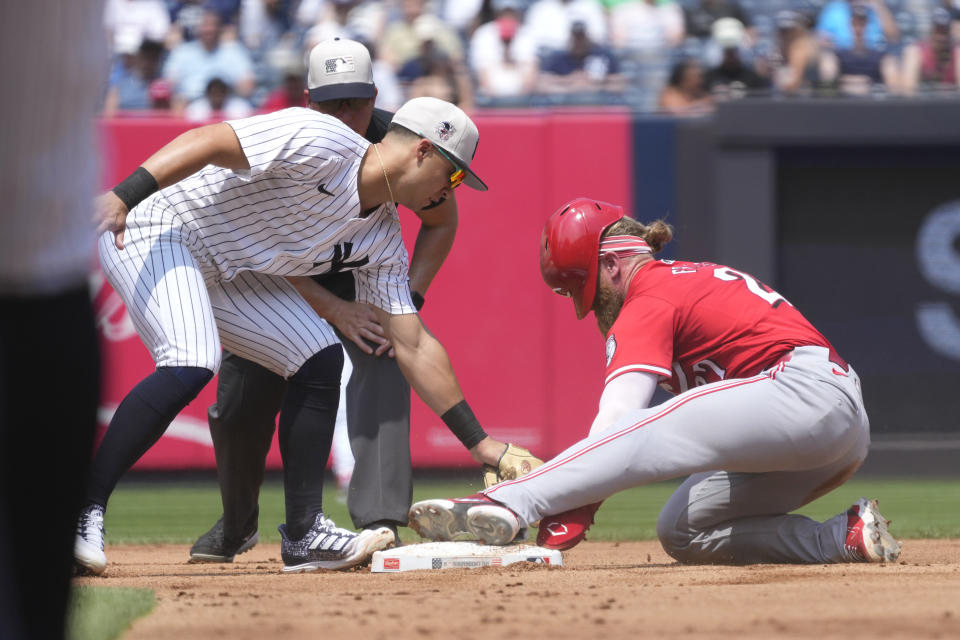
[409, 197, 902, 565]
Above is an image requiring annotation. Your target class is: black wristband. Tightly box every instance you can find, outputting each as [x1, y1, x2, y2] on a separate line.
[411, 291, 425, 311]
[441, 400, 487, 449]
[112, 166, 159, 211]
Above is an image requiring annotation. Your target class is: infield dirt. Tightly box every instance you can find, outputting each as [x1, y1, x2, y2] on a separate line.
[74, 540, 959, 639]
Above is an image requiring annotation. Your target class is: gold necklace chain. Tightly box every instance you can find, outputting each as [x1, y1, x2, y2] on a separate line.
[372, 143, 395, 205]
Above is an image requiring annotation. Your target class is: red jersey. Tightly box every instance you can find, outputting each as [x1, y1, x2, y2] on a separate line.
[603, 260, 835, 394]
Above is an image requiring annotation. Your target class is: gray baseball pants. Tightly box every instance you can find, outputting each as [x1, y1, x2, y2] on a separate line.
[485, 346, 870, 564]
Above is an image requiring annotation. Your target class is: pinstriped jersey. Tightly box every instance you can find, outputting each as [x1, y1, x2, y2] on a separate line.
[603, 260, 833, 394]
[127, 107, 415, 314]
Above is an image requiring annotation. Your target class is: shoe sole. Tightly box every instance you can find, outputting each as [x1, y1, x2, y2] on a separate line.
[859, 499, 902, 563]
[408, 499, 519, 545]
[281, 527, 395, 573]
[189, 532, 260, 563]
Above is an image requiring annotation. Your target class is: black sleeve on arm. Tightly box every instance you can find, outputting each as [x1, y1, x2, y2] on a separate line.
[112, 167, 159, 210]
[441, 400, 488, 449]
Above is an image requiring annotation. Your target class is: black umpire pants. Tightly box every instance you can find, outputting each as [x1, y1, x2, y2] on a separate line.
[210, 333, 413, 542]
[0, 287, 100, 640]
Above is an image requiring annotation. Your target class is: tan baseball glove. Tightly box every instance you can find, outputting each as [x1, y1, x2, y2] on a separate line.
[482, 443, 544, 488]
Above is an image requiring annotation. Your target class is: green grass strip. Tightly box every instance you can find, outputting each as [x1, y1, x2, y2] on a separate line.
[102, 475, 960, 545]
[67, 586, 155, 640]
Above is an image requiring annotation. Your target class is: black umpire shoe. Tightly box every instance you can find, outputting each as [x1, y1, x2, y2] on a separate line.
[189, 517, 258, 563]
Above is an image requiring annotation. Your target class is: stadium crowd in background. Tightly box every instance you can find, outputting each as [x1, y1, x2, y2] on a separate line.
[102, 0, 960, 117]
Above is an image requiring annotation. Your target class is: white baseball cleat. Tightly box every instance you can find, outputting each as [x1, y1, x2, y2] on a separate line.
[408, 494, 521, 545]
[844, 498, 902, 563]
[74, 503, 107, 575]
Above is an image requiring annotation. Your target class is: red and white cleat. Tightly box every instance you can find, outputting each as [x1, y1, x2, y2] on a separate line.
[408, 494, 521, 545]
[844, 498, 902, 563]
[536, 501, 603, 551]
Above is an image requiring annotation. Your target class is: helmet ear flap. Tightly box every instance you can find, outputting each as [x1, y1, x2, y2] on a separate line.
[540, 198, 624, 319]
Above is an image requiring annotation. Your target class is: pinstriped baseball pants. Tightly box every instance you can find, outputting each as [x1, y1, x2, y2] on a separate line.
[98, 223, 337, 379]
[485, 346, 871, 564]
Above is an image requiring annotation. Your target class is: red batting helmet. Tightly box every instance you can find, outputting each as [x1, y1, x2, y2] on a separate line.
[540, 198, 625, 319]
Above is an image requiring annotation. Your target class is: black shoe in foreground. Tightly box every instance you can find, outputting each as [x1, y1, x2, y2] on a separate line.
[189, 517, 258, 563]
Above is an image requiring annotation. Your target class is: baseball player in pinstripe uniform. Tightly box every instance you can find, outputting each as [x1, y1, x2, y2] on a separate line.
[74, 92, 516, 575]
[410, 198, 902, 565]
[188, 38, 463, 562]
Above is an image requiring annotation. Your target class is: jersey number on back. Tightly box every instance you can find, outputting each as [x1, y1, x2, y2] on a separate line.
[713, 267, 791, 308]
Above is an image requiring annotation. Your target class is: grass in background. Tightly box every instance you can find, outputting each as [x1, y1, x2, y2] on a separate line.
[101, 474, 960, 544]
[67, 586, 154, 640]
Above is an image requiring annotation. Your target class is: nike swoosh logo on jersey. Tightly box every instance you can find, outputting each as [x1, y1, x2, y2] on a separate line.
[317, 183, 334, 196]
[832, 368, 849, 376]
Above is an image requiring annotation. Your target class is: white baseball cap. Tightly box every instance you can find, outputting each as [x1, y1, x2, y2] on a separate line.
[307, 38, 375, 102]
[391, 97, 487, 191]
[712, 17, 746, 49]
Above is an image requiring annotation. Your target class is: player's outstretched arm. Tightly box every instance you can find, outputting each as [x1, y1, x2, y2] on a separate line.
[588, 371, 658, 436]
[373, 308, 507, 466]
[97, 123, 250, 249]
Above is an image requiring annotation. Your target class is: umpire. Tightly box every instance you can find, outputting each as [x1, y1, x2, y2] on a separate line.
[190, 38, 458, 560]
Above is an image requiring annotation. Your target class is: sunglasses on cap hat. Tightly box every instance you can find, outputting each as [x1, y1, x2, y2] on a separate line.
[430, 142, 465, 189]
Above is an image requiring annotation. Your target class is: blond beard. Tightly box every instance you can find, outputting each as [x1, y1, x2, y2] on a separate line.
[593, 279, 625, 336]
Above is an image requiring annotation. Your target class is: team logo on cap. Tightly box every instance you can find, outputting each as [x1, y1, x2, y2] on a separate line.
[436, 121, 456, 141]
[324, 56, 356, 75]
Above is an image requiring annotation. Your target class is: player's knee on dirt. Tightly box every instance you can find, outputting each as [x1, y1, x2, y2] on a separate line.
[656, 502, 700, 563]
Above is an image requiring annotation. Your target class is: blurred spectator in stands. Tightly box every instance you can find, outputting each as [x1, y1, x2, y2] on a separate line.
[185, 77, 254, 121]
[816, 0, 899, 51]
[301, 0, 387, 51]
[148, 78, 175, 110]
[169, 0, 241, 43]
[536, 21, 626, 95]
[705, 17, 771, 99]
[399, 21, 475, 109]
[168, 0, 206, 43]
[240, 0, 294, 59]
[198, 0, 241, 25]
[902, 7, 959, 94]
[525, 0, 608, 53]
[774, 9, 825, 95]
[407, 49, 477, 109]
[381, 0, 464, 71]
[164, 8, 255, 111]
[104, 0, 170, 59]
[365, 40, 405, 111]
[611, 0, 685, 55]
[103, 39, 167, 115]
[303, 0, 359, 46]
[470, 0, 539, 99]
[821, 4, 900, 95]
[260, 52, 307, 110]
[944, 0, 960, 41]
[440, 0, 491, 40]
[658, 58, 713, 114]
[683, 0, 753, 42]
[240, 0, 298, 105]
